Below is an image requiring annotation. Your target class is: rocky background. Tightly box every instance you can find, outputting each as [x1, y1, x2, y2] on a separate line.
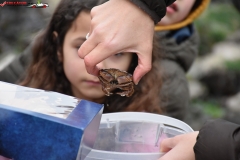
[0, 1, 240, 130]
[184, 0, 240, 130]
[0, 0, 59, 55]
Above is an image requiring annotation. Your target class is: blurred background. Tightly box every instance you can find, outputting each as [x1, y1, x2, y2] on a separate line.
[0, 0, 240, 130]
[185, 0, 240, 130]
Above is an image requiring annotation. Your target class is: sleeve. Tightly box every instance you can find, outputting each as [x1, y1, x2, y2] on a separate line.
[130, 0, 175, 24]
[232, 0, 240, 13]
[194, 119, 240, 160]
[158, 59, 188, 120]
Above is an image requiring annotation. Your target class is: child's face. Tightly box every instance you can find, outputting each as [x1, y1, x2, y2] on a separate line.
[158, 0, 196, 26]
[61, 11, 133, 103]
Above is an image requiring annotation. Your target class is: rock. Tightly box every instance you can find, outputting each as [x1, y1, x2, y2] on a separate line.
[188, 80, 207, 99]
[213, 42, 240, 61]
[187, 41, 240, 79]
[226, 92, 240, 111]
[200, 69, 240, 97]
[227, 30, 240, 43]
[187, 54, 225, 79]
[224, 108, 240, 125]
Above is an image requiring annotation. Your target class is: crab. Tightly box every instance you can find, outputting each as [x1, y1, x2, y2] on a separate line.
[98, 68, 134, 97]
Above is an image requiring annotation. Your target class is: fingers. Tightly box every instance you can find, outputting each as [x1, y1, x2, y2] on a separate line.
[78, 33, 96, 59]
[78, 32, 101, 76]
[159, 132, 199, 160]
[159, 143, 188, 160]
[133, 50, 152, 85]
[159, 136, 188, 160]
[82, 42, 116, 76]
[160, 137, 177, 153]
[78, 0, 154, 80]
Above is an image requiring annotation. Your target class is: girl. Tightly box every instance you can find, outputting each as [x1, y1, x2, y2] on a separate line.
[20, 0, 163, 114]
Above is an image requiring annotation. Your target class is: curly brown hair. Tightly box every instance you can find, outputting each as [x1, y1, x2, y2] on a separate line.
[20, 0, 163, 114]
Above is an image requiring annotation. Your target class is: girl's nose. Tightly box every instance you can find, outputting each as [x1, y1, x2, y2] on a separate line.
[96, 60, 106, 70]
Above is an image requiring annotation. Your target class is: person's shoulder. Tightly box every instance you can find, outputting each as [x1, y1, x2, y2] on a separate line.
[159, 59, 188, 120]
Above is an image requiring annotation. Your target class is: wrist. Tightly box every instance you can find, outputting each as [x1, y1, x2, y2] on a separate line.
[130, 0, 167, 24]
[130, 0, 159, 24]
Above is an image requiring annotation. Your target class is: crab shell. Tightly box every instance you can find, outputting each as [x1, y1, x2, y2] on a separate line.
[98, 68, 134, 97]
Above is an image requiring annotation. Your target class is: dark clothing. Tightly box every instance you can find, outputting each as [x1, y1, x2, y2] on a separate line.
[157, 24, 198, 72]
[232, 0, 240, 13]
[194, 119, 240, 160]
[131, 0, 175, 24]
[167, 24, 194, 45]
[156, 24, 199, 120]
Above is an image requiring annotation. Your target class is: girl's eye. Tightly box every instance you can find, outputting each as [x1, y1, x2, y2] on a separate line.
[75, 43, 84, 49]
[114, 53, 123, 57]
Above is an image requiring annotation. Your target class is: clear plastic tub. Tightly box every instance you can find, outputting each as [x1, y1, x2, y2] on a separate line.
[84, 112, 193, 160]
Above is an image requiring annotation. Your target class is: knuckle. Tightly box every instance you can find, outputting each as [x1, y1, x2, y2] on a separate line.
[93, 25, 104, 36]
[90, 19, 97, 28]
[78, 47, 85, 58]
[91, 6, 98, 17]
[101, 41, 116, 51]
[84, 56, 93, 67]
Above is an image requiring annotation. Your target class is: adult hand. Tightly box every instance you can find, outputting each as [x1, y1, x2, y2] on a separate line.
[158, 131, 199, 160]
[78, 0, 155, 84]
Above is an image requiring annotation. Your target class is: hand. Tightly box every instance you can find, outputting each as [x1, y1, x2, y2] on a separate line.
[158, 131, 199, 160]
[78, 0, 155, 84]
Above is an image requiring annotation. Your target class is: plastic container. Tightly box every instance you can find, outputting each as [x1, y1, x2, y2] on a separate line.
[85, 112, 193, 160]
[0, 81, 103, 160]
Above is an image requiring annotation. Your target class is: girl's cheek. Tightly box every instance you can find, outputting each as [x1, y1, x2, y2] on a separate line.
[112, 63, 129, 71]
[63, 57, 82, 72]
[96, 53, 132, 71]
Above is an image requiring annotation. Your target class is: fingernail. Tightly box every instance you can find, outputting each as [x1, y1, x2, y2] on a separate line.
[86, 33, 89, 40]
[135, 80, 139, 85]
[135, 77, 142, 85]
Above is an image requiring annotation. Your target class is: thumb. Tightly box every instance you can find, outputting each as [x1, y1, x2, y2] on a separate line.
[160, 137, 177, 153]
[133, 54, 152, 85]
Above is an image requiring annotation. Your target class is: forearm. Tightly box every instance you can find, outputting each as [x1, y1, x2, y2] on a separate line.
[130, 0, 175, 24]
[194, 119, 240, 160]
